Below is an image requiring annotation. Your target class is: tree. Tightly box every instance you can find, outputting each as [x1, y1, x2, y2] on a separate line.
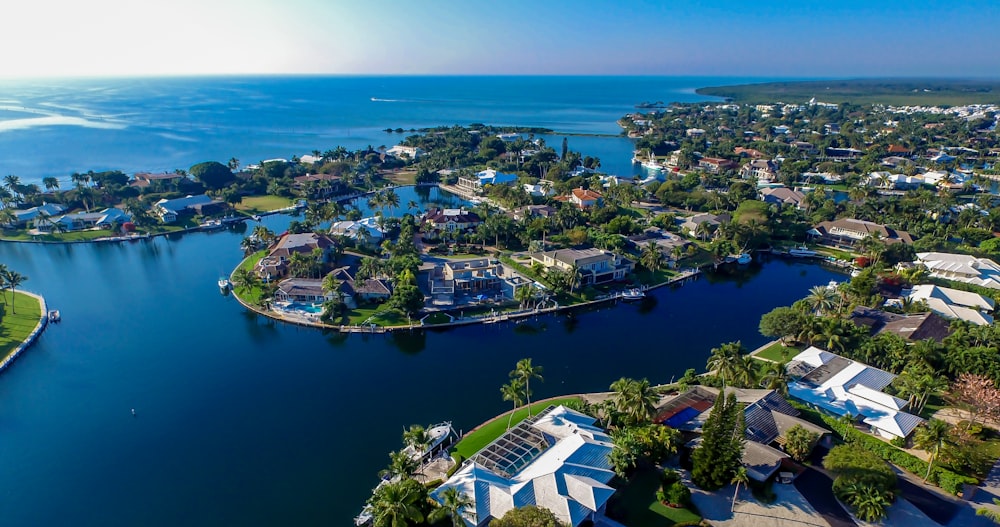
[388, 284, 424, 317]
[511, 358, 544, 416]
[731, 466, 749, 512]
[977, 498, 1000, 524]
[952, 373, 1000, 430]
[428, 487, 474, 527]
[379, 450, 419, 480]
[805, 285, 838, 314]
[489, 505, 564, 527]
[231, 268, 259, 295]
[3, 271, 27, 313]
[515, 284, 535, 309]
[609, 377, 659, 427]
[640, 241, 664, 273]
[501, 378, 526, 430]
[758, 306, 808, 344]
[914, 419, 952, 482]
[189, 161, 235, 190]
[783, 424, 819, 462]
[368, 478, 427, 527]
[706, 341, 749, 386]
[42, 176, 59, 191]
[691, 392, 745, 490]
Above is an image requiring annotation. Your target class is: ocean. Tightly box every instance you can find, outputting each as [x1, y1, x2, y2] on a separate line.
[0, 75, 768, 183]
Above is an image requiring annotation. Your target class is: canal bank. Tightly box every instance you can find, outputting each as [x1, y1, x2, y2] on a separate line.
[0, 290, 48, 373]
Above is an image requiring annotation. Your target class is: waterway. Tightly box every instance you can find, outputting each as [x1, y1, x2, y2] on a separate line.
[0, 210, 844, 526]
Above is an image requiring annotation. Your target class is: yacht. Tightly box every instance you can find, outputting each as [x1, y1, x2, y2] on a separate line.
[218, 278, 231, 293]
[788, 246, 817, 257]
[621, 288, 645, 301]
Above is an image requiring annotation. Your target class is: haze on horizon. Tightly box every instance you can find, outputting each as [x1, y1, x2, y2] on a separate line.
[2, 0, 998, 79]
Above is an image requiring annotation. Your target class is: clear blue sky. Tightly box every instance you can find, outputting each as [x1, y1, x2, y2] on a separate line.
[2, 0, 997, 78]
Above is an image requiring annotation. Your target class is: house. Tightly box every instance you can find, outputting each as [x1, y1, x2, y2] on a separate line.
[787, 347, 924, 440]
[657, 386, 829, 481]
[426, 258, 533, 305]
[293, 173, 344, 198]
[254, 232, 336, 280]
[569, 187, 602, 209]
[329, 217, 384, 247]
[47, 207, 131, 232]
[824, 147, 864, 160]
[808, 218, 913, 247]
[915, 252, 1000, 289]
[849, 307, 953, 343]
[7, 202, 67, 228]
[903, 284, 995, 326]
[697, 157, 738, 174]
[456, 169, 518, 194]
[686, 128, 706, 137]
[154, 194, 227, 223]
[385, 145, 425, 160]
[772, 125, 790, 134]
[759, 187, 806, 209]
[522, 182, 555, 198]
[328, 268, 391, 308]
[887, 144, 911, 155]
[512, 204, 557, 221]
[421, 208, 482, 240]
[626, 227, 690, 259]
[530, 248, 633, 285]
[129, 172, 191, 190]
[680, 213, 728, 238]
[431, 405, 615, 527]
[274, 278, 332, 303]
[739, 159, 780, 184]
[734, 147, 765, 159]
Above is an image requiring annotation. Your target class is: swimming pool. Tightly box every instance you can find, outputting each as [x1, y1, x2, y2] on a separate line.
[288, 302, 323, 314]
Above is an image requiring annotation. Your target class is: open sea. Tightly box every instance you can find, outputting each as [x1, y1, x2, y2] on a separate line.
[0, 76, 838, 527]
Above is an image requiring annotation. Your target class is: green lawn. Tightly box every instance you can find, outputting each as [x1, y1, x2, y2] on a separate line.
[606, 466, 702, 527]
[231, 250, 269, 305]
[423, 312, 452, 325]
[451, 397, 581, 461]
[0, 291, 43, 362]
[345, 306, 408, 326]
[235, 195, 295, 213]
[1, 229, 115, 242]
[754, 341, 801, 363]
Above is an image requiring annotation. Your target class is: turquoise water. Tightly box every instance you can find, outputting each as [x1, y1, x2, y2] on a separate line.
[0, 75, 839, 526]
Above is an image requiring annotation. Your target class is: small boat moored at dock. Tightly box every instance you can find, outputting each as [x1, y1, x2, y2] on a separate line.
[621, 288, 645, 301]
[47, 310, 61, 322]
[218, 278, 231, 293]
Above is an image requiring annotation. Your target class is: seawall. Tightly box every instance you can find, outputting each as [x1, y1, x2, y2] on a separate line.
[0, 291, 48, 373]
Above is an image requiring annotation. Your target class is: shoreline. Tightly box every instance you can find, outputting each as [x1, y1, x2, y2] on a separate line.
[0, 291, 48, 374]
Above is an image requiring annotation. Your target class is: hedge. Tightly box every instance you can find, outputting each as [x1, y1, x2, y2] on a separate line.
[791, 402, 977, 495]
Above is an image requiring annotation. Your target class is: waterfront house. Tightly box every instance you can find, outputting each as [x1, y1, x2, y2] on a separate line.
[808, 218, 913, 247]
[328, 268, 391, 308]
[902, 284, 995, 326]
[656, 386, 829, 482]
[254, 232, 336, 280]
[530, 248, 633, 285]
[274, 278, 332, 303]
[823, 147, 864, 160]
[786, 347, 923, 440]
[915, 252, 1000, 289]
[47, 207, 131, 232]
[759, 187, 806, 209]
[129, 172, 192, 191]
[154, 194, 227, 223]
[739, 159, 779, 184]
[697, 157, 738, 174]
[329, 217, 384, 248]
[431, 405, 615, 527]
[522, 182, 555, 198]
[512, 204, 557, 221]
[293, 173, 344, 199]
[734, 147, 765, 159]
[427, 258, 533, 305]
[456, 169, 518, 194]
[8, 202, 67, 228]
[680, 213, 728, 238]
[626, 227, 690, 259]
[421, 208, 482, 240]
[385, 145, 425, 160]
[849, 306, 953, 343]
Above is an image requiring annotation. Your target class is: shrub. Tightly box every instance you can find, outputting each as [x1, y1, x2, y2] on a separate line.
[890, 436, 908, 448]
[660, 468, 681, 486]
[665, 481, 692, 507]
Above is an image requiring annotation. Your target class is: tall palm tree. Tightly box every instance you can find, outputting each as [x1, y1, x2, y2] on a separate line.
[379, 450, 419, 481]
[805, 285, 838, 314]
[232, 267, 259, 294]
[428, 487, 473, 527]
[915, 419, 951, 482]
[402, 425, 431, 454]
[610, 377, 659, 426]
[511, 358, 543, 416]
[641, 241, 664, 273]
[383, 188, 400, 217]
[761, 361, 790, 396]
[4, 271, 27, 313]
[369, 478, 426, 527]
[42, 177, 59, 191]
[501, 378, 526, 430]
[706, 341, 746, 385]
[731, 466, 750, 512]
[976, 498, 1000, 523]
[515, 284, 534, 309]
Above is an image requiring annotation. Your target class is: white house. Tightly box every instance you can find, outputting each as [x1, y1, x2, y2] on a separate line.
[787, 347, 923, 440]
[431, 405, 615, 527]
[916, 252, 1000, 289]
[456, 169, 518, 194]
[903, 284, 995, 326]
[386, 145, 425, 159]
[329, 217, 385, 247]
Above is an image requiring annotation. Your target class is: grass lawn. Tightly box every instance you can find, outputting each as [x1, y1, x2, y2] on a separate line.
[382, 170, 417, 186]
[235, 195, 295, 213]
[814, 246, 854, 261]
[0, 291, 43, 362]
[754, 341, 801, 362]
[635, 268, 678, 286]
[231, 250, 269, 305]
[345, 306, 408, 326]
[2, 228, 115, 242]
[606, 466, 702, 527]
[423, 312, 452, 325]
[451, 397, 581, 461]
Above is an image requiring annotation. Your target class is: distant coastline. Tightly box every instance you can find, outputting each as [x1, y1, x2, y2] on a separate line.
[695, 78, 1000, 105]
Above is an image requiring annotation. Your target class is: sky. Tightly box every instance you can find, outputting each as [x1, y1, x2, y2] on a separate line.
[2, 0, 998, 78]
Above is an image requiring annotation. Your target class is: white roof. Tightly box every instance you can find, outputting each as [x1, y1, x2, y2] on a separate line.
[905, 284, 995, 325]
[431, 406, 614, 527]
[916, 252, 1000, 289]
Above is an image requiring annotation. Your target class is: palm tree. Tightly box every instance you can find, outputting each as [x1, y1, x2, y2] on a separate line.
[847, 484, 892, 522]
[369, 478, 426, 527]
[641, 241, 664, 273]
[805, 285, 838, 314]
[761, 361, 790, 396]
[379, 450, 419, 480]
[383, 188, 400, 217]
[515, 284, 534, 309]
[42, 177, 59, 191]
[322, 272, 341, 297]
[511, 358, 543, 416]
[706, 341, 746, 385]
[818, 318, 847, 352]
[231, 268, 259, 294]
[915, 419, 951, 482]
[427, 487, 473, 527]
[976, 498, 1000, 523]
[402, 424, 431, 454]
[609, 377, 659, 426]
[4, 271, 27, 313]
[501, 378, 526, 430]
[731, 466, 750, 512]
[567, 264, 582, 295]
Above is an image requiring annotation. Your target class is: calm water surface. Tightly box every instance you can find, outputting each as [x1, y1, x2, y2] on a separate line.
[0, 211, 843, 526]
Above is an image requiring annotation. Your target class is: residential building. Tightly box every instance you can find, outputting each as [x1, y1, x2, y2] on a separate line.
[680, 213, 728, 238]
[385, 145, 425, 159]
[421, 208, 482, 240]
[915, 252, 1000, 289]
[512, 204, 557, 221]
[739, 159, 780, 184]
[697, 157, 738, 174]
[626, 227, 690, 259]
[569, 187, 602, 209]
[456, 169, 518, 194]
[787, 347, 924, 440]
[7, 203, 66, 227]
[328, 267, 391, 308]
[329, 217, 384, 247]
[254, 232, 336, 280]
[808, 218, 913, 246]
[293, 173, 344, 198]
[129, 172, 191, 190]
[849, 307, 952, 343]
[522, 182, 555, 198]
[759, 187, 806, 209]
[903, 284, 995, 326]
[426, 258, 533, 305]
[530, 248, 633, 285]
[274, 278, 332, 303]
[431, 405, 615, 527]
[154, 194, 227, 223]
[734, 147, 765, 159]
[47, 207, 131, 232]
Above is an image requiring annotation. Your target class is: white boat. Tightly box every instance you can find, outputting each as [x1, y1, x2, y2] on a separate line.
[621, 288, 645, 301]
[47, 310, 61, 322]
[218, 278, 231, 292]
[401, 421, 457, 461]
[641, 160, 664, 172]
[788, 246, 817, 257]
[200, 219, 224, 230]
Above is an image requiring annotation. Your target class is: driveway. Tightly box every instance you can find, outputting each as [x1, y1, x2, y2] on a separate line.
[794, 467, 857, 527]
[893, 469, 961, 525]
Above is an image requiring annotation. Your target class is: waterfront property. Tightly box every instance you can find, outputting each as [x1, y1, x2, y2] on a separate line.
[849, 306, 953, 343]
[433, 405, 615, 527]
[902, 284, 995, 325]
[421, 208, 482, 240]
[293, 173, 344, 199]
[915, 251, 1000, 289]
[0, 291, 45, 366]
[456, 168, 518, 195]
[530, 248, 633, 285]
[759, 187, 806, 209]
[329, 267, 391, 308]
[697, 157, 737, 174]
[42, 207, 131, 232]
[553, 187, 603, 209]
[254, 232, 337, 280]
[786, 346, 923, 440]
[154, 194, 228, 223]
[5, 203, 67, 228]
[739, 159, 779, 184]
[808, 218, 914, 247]
[329, 218, 384, 248]
[680, 213, 729, 238]
[425, 258, 534, 306]
[274, 278, 332, 303]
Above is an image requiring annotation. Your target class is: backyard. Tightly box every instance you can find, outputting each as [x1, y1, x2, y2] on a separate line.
[606, 466, 702, 527]
[0, 292, 43, 361]
[235, 195, 295, 214]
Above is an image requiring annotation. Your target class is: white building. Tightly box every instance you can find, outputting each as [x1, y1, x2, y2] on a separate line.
[385, 145, 425, 159]
[431, 405, 615, 527]
[903, 284, 995, 326]
[916, 252, 1000, 289]
[329, 217, 385, 247]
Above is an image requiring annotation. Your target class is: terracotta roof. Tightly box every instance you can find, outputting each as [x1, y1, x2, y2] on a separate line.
[571, 187, 602, 201]
[887, 144, 911, 154]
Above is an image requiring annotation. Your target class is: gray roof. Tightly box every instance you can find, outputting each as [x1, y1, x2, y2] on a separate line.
[742, 441, 789, 482]
[277, 278, 324, 297]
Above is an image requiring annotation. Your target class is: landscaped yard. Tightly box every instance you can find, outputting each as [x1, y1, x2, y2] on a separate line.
[606, 466, 702, 527]
[345, 306, 408, 326]
[0, 291, 43, 361]
[754, 341, 802, 363]
[231, 250, 269, 305]
[451, 397, 581, 461]
[1, 229, 116, 242]
[235, 194, 295, 213]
